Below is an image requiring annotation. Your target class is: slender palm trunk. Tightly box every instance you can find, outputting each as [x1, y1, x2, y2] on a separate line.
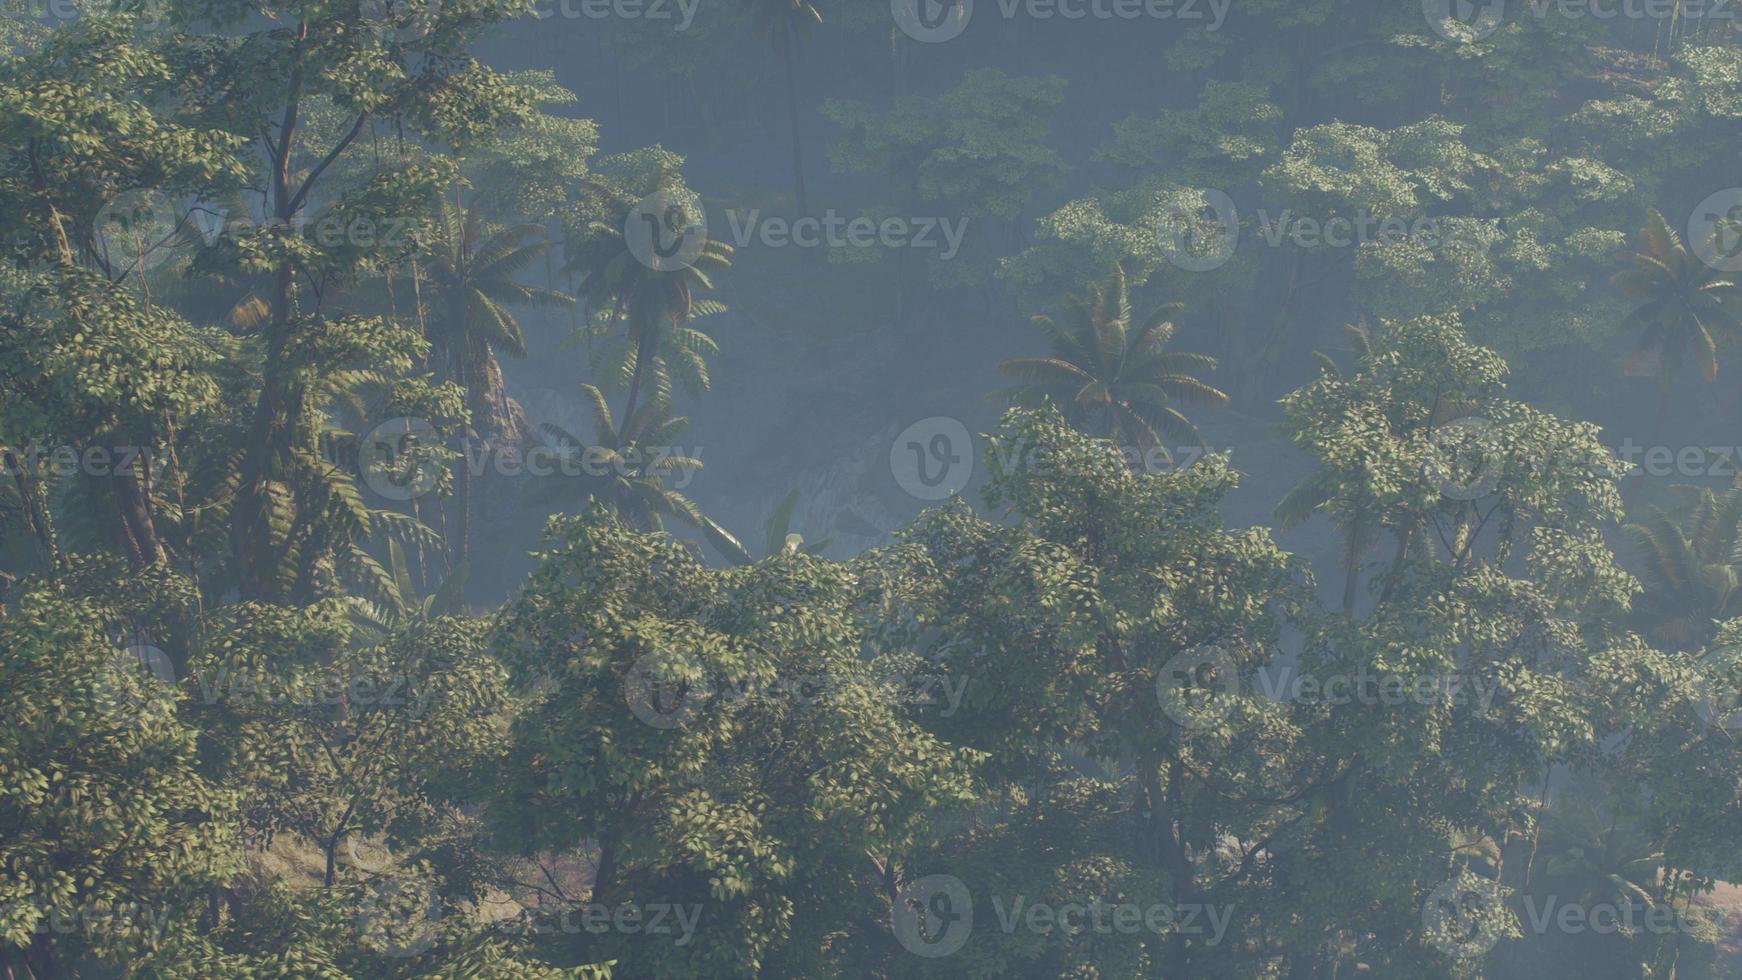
[621, 307, 661, 427]
[1651, 380, 1672, 443]
[622, 336, 650, 429]
[781, 26, 809, 216]
[455, 351, 474, 567]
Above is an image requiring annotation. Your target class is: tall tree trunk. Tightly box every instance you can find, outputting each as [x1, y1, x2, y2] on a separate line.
[233, 260, 298, 600]
[233, 62, 304, 600]
[112, 449, 166, 568]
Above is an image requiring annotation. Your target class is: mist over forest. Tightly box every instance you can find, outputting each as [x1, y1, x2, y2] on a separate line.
[6, 0, 1742, 976]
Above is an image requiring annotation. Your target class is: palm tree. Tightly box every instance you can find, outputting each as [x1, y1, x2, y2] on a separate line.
[582, 298, 725, 403]
[566, 179, 732, 427]
[750, 0, 823, 215]
[699, 488, 830, 565]
[997, 264, 1227, 463]
[423, 203, 572, 561]
[1624, 479, 1742, 651]
[527, 383, 707, 533]
[1612, 208, 1742, 436]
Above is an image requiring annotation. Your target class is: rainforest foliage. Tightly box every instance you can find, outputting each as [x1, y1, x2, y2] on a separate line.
[4, 2, 1742, 978]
